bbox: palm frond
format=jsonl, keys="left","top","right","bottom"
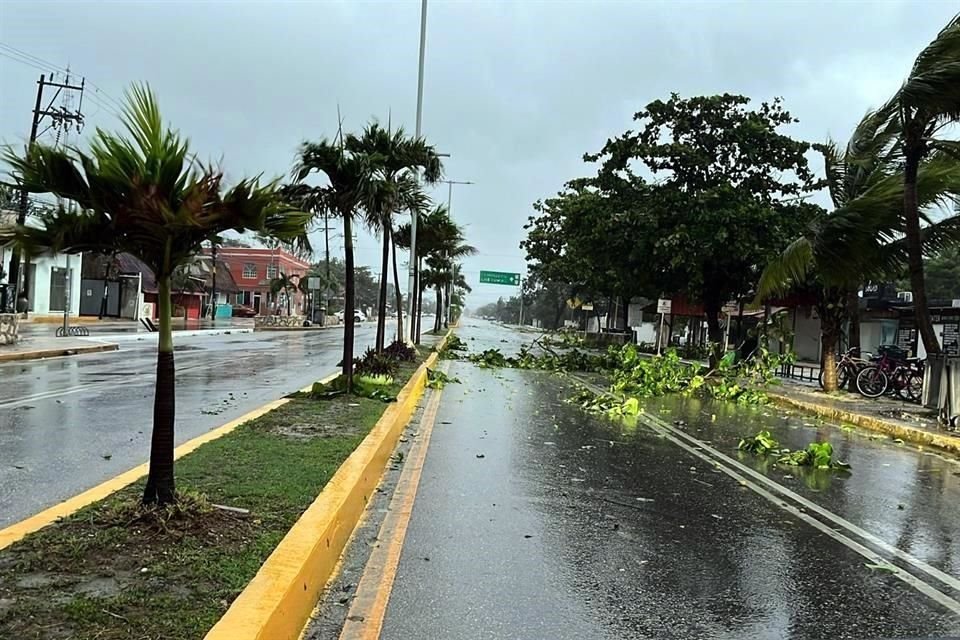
{"left": 757, "top": 236, "right": 814, "bottom": 300}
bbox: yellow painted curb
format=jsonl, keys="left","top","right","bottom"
{"left": 205, "top": 330, "right": 452, "bottom": 640}
{"left": 767, "top": 391, "right": 960, "bottom": 457}
{"left": 0, "top": 342, "right": 118, "bottom": 363}
{"left": 0, "top": 375, "right": 336, "bottom": 551}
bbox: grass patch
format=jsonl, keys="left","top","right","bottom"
{"left": 0, "top": 358, "right": 425, "bottom": 640}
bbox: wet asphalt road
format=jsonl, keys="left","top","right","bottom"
{"left": 0, "top": 324, "right": 377, "bottom": 526}
{"left": 376, "top": 320, "right": 960, "bottom": 640}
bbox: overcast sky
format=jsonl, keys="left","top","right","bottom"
{"left": 1, "top": 1, "right": 957, "bottom": 306}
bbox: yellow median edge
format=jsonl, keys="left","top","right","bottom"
{"left": 0, "top": 374, "right": 337, "bottom": 551}
{"left": 766, "top": 390, "right": 960, "bottom": 457}
{"left": 204, "top": 330, "right": 451, "bottom": 640}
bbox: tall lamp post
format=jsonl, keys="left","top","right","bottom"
{"left": 405, "top": 0, "right": 429, "bottom": 341}
{"left": 442, "top": 179, "right": 473, "bottom": 327}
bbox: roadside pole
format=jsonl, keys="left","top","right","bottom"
{"left": 656, "top": 298, "right": 671, "bottom": 356}
{"left": 518, "top": 277, "right": 524, "bottom": 326}
{"left": 62, "top": 253, "right": 71, "bottom": 335}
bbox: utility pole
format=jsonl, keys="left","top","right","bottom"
{"left": 519, "top": 277, "right": 524, "bottom": 326}
{"left": 6, "top": 73, "right": 84, "bottom": 314}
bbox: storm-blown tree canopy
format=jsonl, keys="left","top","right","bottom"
{"left": 1, "top": 85, "right": 309, "bottom": 505}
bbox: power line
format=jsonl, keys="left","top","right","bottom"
{"left": 0, "top": 41, "right": 125, "bottom": 114}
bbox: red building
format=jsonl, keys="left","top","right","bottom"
{"left": 210, "top": 247, "right": 310, "bottom": 315}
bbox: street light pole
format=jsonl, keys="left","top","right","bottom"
{"left": 442, "top": 179, "right": 473, "bottom": 327}
{"left": 405, "top": 0, "right": 429, "bottom": 342}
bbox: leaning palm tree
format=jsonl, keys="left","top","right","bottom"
{"left": 292, "top": 135, "right": 370, "bottom": 391}
{"left": 759, "top": 108, "right": 960, "bottom": 391}
{"left": 347, "top": 123, "right": 442, "bottom": 352}
{"left": 888, "top": 14, "right": 960, "bottom": 356}
{"left": 1, "top": 85, "right": 309, "bottom": 504}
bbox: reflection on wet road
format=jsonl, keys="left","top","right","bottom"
{"left": 0, "top": 325, "right": 376, "bottom": 526}
{"left": 379, "top": 320, "right": 960, "bottom": 639}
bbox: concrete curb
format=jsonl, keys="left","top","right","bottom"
{"left": 0, "top": 342, "right": 118, "bottom": 363}
{"left": 0, "top": 374, "right": 334, "bottom": 551}
{"left": 102, "top": 328, "right": 254, "bottom": 342}
{"left": 766, "top": 391, "right": 960, "bottom": 457}
{"left": 204, "top": 330, "right": 451, "bottom": 640}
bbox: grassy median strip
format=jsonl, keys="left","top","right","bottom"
{"left": 0, "top": 360, "right": 422, "bottom": 640}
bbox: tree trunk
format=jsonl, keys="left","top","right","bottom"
{"left": 904, "top": 140, "right": 941, "bottom": 356}
{"left": 820, "top": 311, "right": 840, "bottom": 393}
{"left": 375, "top": 230, "right": 390, "bottom": 351}
{"left": 343, "top": 213, "right": 356, "bottom": 391}
{"left": 434, "top": 286, "right": 442, "bottom": 333}
{"left": 391, "top": 231, "right": 403, "bottom": 343}
{"left": 620, "top": 296, "right": 630, "bottom": 331}
{"left": 143, "top": 274, "right": 176, "bottom": 505}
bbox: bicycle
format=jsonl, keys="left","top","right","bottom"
{"left": 856, "top": 348, "right": 924, "bottom": 401}
{"left": 818, "top": 347, "right": 870, "bottom": 390}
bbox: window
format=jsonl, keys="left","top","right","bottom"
{"left": 242, "top": 262, "right": 257, "bottom": 279}
{"left": 266, "top": 264, "right": 278, "bottom": 280}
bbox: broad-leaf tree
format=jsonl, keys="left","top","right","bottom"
{"left": 2, "top": 86, "right": 309, "bottom": 504}
{"left": 587, "top": 94, "right": 817, "bottom": 364}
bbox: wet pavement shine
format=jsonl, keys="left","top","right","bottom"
{"left": 0, "top": 324, "right": 378, "bottom": 526}
{"left": 334, "top": 320, "right": 960, "bottom": 640}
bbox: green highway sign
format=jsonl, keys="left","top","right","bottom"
{"left": 479, "top": 270, "right": 521, "bottom": 286}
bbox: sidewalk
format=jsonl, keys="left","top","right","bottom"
{"left": 768, "top": 381, "right": 960, "bottom": 456}
{"left": 0, "top": 334, "right": 117, "bottom": 362}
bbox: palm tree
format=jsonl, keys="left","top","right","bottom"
{"left": 759, "top": 108, "right": 960, "bottom": 391}
{"left": 293, "top": 135, "right": 370, "bottom": 391}
{"left": 2, "top": 85, "right": 308, "bottom": 504}
{"left": 346, "top": 124, "right": 441, "bottom": 352}
{"left": 889, "top": 15, "right": 960, "bottom": 356}
{"left": 270, "top": 272, "right": 300, "bottom": 315}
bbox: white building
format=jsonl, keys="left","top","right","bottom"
{"left": 1, "top": 211, "right": 82, "bottom": 318}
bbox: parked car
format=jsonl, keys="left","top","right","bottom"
{"left": 232, "top": 304, "right": 257, "bottom": 318}
{"left": 335, "top": 310, "right": 367, "bottom": 323}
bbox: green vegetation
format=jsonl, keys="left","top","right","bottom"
{"left": 517, "top": 17, "right": 960, "bottom": 361}
{"left": 426, "top": 368, "right": 461, "bottom": 389}
{"left": 0, "top": 383, "right": 404, "bottom": 639}
{"left": 738, "top": 429, "right": 850, "bottom": 471}
{"left": 1, "top": 86, "right": 309, "bottom": 504}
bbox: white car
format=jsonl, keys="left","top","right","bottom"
{"left": 335, "top": 310, "right": 367, "bottom": 323}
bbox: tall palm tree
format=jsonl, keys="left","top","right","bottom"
{"left": 759, "top": 109, "right": 960, "bottom": 391}
{"left": 2, "top": 86, "right": 308, "bottom": 504}
{"left": 346, "top": 123, "right": 442, "bottom": 351}
{"left": 889, "top": 14, "right": 960, "bottom": 356}
{"left": 270, "top": 272, "right": 300, "bottom": 315}
{"left": 293, "top": 135, "right": 370, "bottom": 390}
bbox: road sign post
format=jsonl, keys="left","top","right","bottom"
{"left": 656, "top": 298, "right": 671, "bottom": 355}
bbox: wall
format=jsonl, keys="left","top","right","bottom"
{"left": 24, "top": 253, "right": 82, "bottom": 317}
{"left": 791, "top": 309, "right": 821, "bottom": 363}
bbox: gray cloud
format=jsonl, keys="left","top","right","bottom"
{"left": 2, "top": 0, "right": 956, "bottom": 305}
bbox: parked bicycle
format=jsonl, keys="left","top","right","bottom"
{"left": 855, "top": 346, "right": 924, "bottom": 402}
{"left": 818, "top": 347, "right": 871, "bottom": 390}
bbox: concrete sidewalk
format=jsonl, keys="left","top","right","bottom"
{"left": 768, "top": 381, "right": 960, "bottom": 456}
{"left": 0, "top": 335, "right": 118, "bottom": 362}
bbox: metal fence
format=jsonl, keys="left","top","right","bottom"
{"left": 778, "top": 362, "right": 821, "bottom": 384}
